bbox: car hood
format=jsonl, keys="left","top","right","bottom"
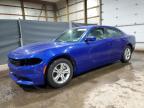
{"left": 11, "top": 42, "right": 73, "bottom": 55}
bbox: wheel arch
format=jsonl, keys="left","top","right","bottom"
{"left": 44, "top": 54, "right": 76, "bottom": 77}
{"left": 127, "top": 43, "right": 134, "bottom": 52}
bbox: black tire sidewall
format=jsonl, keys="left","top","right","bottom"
{"left": 46, "top": 58, "right": 73, "bottom": 88}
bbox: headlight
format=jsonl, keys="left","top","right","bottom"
{"left": 9, "top": 58, "right": 42, "bottom": 66}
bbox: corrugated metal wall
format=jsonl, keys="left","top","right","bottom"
{"left": 0, "top": 0, "right": 100, "bottom": 24}
{"left": 0, "top": 0, "right": 55, "bottom": 21}
{"left": 56, "top": 0, "right": 100, "bottom": 24}
{"left": 102, "top": 0, "right": 144, "bottom": 49}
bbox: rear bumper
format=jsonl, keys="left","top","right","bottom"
{"left": 8, "top": 63, "right": 45, "bottom": 86}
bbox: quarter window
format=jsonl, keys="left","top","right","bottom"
{"left": 105, "top": 28, "right": 123, "bottom": 37}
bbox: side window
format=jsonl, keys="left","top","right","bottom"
{"left": 105, "top": 28, "right": 123, "bottom": 38}
{"left": 88, "top": 28, "right": 105, "bottom": 40}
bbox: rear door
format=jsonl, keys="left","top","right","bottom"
{"left": 104, "top": 27, "right": 125, "bottom": 61}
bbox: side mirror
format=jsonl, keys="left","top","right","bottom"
{"left": 85, "top": 36, "right": 96, "bottom": 42}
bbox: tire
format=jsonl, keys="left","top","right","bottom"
{"left": 121, "top": 45, "right": 132, "bottom": 63}
{"left": 46, "top": 58, "right": 73, "bottom": 88}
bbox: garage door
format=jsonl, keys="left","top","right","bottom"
{"left": 102, "top": 0, "right": 144, "bottom": 49}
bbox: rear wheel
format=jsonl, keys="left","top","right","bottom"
{"left": 46, "top": 58, "right": 73, "bottom": 88}
{"left": 121, "top": 46, "right": 132, "bottom": 63}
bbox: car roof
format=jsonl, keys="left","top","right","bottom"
{"left": 76, "top": 25, "right": 115, "bottom": 29}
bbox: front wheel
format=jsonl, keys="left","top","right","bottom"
{"left": 121, "top": 46, "right": 132, "bottom": 63}
{"left": 46, "top": 58, "right": 73, "bottom": 88}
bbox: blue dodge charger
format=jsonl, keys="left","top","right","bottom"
{"left": 8, "top": 25, "right": 135, "bottom": 88}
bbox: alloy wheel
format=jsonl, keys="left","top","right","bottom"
{"left": 124, "top": 47, "right": 131, "bottom": 60}
{"left": 52, "top": 63, "right": 70, "bottom": 84}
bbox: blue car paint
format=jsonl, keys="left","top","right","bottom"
{"left": 8, "top": 25, "right": 135, "bottom": 86}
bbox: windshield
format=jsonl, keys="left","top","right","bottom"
{"left": 55, "top": 28, "right": 87, "bottom": 42}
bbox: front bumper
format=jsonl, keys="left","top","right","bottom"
{"left": 8, "top": 63, "right": 46, "bottom": 86}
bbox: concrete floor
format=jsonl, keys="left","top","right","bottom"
{"left": 0, "top": 52, "right": 144, "bottom": 108}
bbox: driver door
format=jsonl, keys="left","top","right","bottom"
{"left": 86, "top": 27, "right": 113, "bottom": 67}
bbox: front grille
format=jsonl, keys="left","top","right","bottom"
{"left": 9, "top": 58, "right": 42, "bottom": 66}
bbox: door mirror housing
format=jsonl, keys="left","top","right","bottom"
{"left": 85, "top": 36, "right": 96, "bottom": 42}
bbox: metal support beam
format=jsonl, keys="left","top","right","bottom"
{"left": 44, "top": 4, "right": 48, "bottom": 21}
{"left": 66, "top": 0, "right": 69, "bottom": 22}
{"left": 20, "top": 0, "right": 25, "bottom": 20}
{"left": 17, "top": 19, "right": 23, "bottom": 47}
{"left": 38, "top": 4, "right": 45, "bottom": 21}
{"left": 99, "top": 0, "right": 102, "bottom": 25}
{"left": 22, "top": 0, "right": 55, "bottom": 5}
{"left": 84, "top": 0, "right": 87, "bottom": 24}
{"left": 0, "top": 3, "right": 53, "bottom": 11}
{"left": 53, "top": 4, "right": 57, "bottom": 22}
